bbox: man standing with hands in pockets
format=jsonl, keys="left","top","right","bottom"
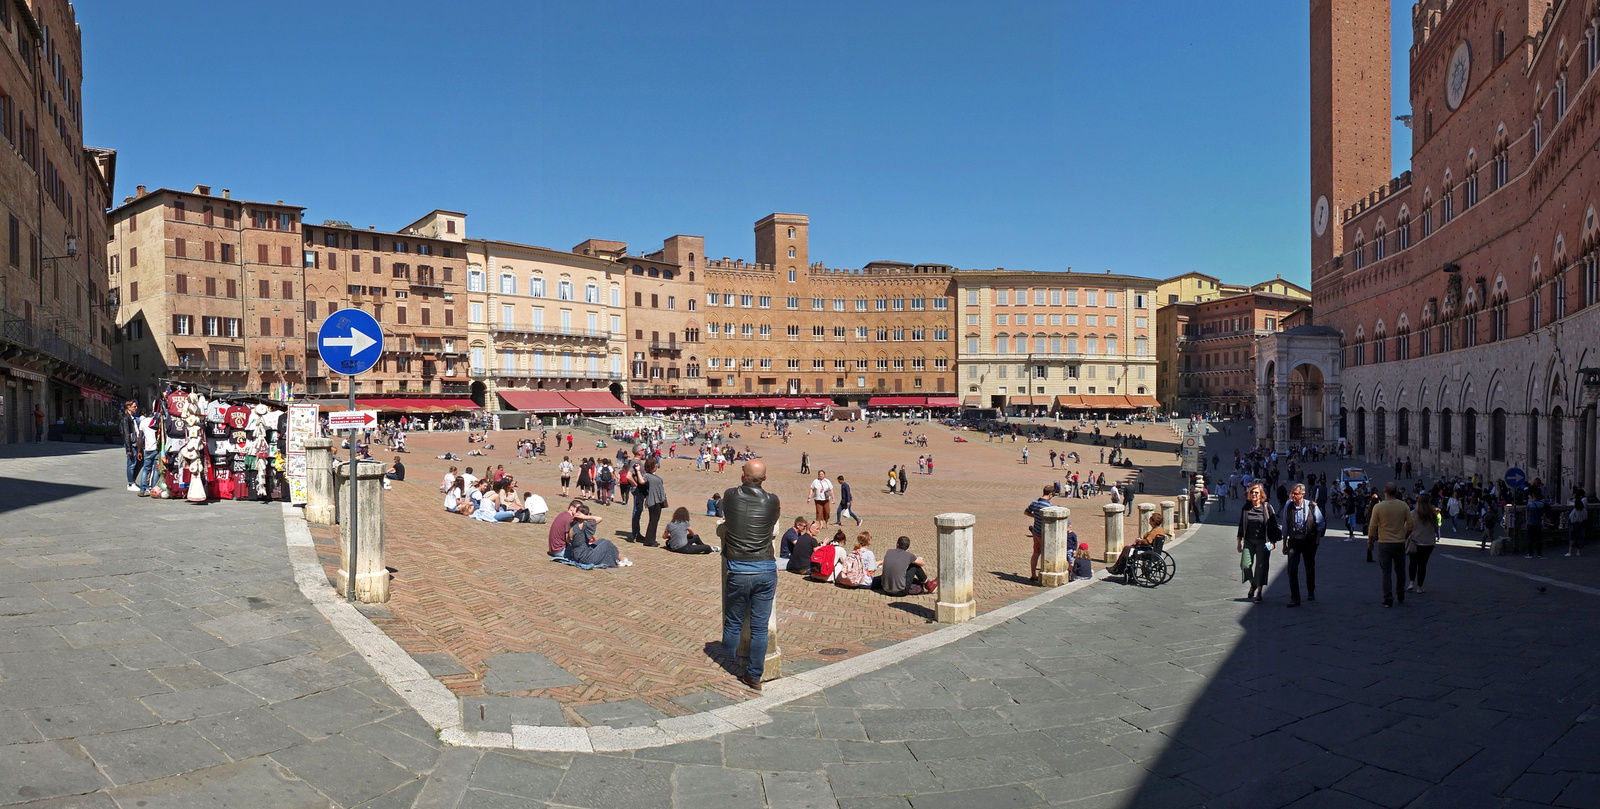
{"left": 809, "top": 470, "right": 833, "bottom": 523}
{"left": 720, "top": 460, "right": 780, "bottom": 691}
{"left": 1280, "top": 483, "right": 1325, "bottom": 607}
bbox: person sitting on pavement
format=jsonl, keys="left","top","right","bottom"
{"left": 516, "top": 490, "right": 549, "bottom": 524}
{"left": 839, "top": 532, "right": 882, "bottom": 589}
{"left": 665, "top": 506, "right": 715, "bottom": 554}
{"left": 563, "top": 504, "right": 630, "bottom": 567}
{"left": 473, "top": 480, "right": 517, "bottom": 523}
{"left": 443, "top": 477, "right": 469, "bottom": 514}
{"left": 779, "top": 516, "right": 810, "bottom": 560}
{"left": 548, "top": 499, "right": 583, "bottom": 557}
{"left": 707, "top": 492, "right": 722, "bottom": 517}
{"left": 1070, "top": 542, "right": 1094, "bottom": 581}
{"left": 878, "top": 535, "right": 936, "bottom": 596}
{"left": 786, "top": 522, "right": 822, "bottom": 574}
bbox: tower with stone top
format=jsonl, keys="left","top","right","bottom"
{"left": 1310, "top": 0, "right": 1392, "bottom": 275}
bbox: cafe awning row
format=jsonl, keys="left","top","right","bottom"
{"left": 498, "top": 389, "right": 630, "bottom": 414}
{"left": 865, "top": 395, "right": 966, "bottom": 408}
{"left": 1009, "top": 395, "right": 1052, "bottom": 407}
{"left": 631, "top": 398, "right": 705, "bottom": 410}
{"left": 695, "top": 396, "right": 830, "bottom": 409}
{"left": 1053, "top": 394, "right": 1159, "bottom": 410}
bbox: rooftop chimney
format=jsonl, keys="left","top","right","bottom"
{"left": 135, "top": 185, "right": 146, "bottom": 197}
{"left": 193, "top": 184, "right": 211, "bottom": 195}
{"left": 222, "top": 189, "right": 231, "bottom": 199}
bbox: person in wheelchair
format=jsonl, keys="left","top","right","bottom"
{"left": 1108, "top": 512, "right": 1168, "bottom": 583}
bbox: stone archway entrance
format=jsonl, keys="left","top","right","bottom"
{"left": 1256, "top": 325, "right": 1343, "bottom": 452}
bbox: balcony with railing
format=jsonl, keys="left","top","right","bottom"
{"left": 1, "top": 310, "right": 122, "bottom": 387}
{"left": 648, "top": 340, "right": 682, "bottom": 358}
{"left": 487, "top": 322, "right": 611, "bottom": 340}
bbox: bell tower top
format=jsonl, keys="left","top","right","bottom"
{"left": 1310, "top": 0, "right": 1392, "bottom": 274}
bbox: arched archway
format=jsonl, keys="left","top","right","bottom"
{"left": 1286, "top": 362, "right": 1326, "bottom": 441}
{"left": 1550, "top": 407, "right": 1565, "bottom": 495}
{"left": 470, "top": 381, "right": 486, "bottom": 408}
{"left": 1356, "top": 407, "right": 1367, "bottom": 456}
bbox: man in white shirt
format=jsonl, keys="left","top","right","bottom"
{"left": 461, "top": 467, "right": 478, "bottom": 491}
{"left": 518, "top": 492, "right": 549, "bottom": 524}
{"left": 809, "top": 470, "right": 833, "bottom": 523}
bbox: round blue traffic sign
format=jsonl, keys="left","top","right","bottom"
{"left": 317, "top": 308, "right": 383, "bottom": 376}
{"left": 1504, "top": 467, "right": 1526, "bottom": 488}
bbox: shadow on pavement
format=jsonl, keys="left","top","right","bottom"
{"left": 1113, "top": 495, "right": 1600, "bottom": 808}
{"left": 0, "top": 476, "right": 102, "bottom": 514}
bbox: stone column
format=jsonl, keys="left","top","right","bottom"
{"left": 934, "top": 512, "right": 977, "bottom": 623}
{"left": 1102, "top": 503, "right": 1126, "bottom": 564}
{"left": 1161, "top": 500, "right": 1177, "bottom": 534}
{"left": 1136, "top": 502, "right": 1156, "bottom": 539}
{"left": 1176, "top": 494, "right": 1190, "bottom": 529}
{"left": 335, "top": 460, "right": 389, "bottom": 603}
{"left": 718, "top": 521, "right": 782, "bottom": 681}
{"left": 1037, "top": 506, "right": 1073, "bottom": 587}
{"left": 303, "top": 438, "right": 335, "bottom": 525}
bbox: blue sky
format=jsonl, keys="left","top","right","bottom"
{"left": 80, "top": 1, "right": 1416, "bottom": 289}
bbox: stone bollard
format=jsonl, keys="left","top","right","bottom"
{"left": 1176, "top": 494, "right": 1190, "bottom": 529}
{"left": 335, "top": 460, "right": 389, "bottom": 603}
{"left": 1161, "top": 500, "right": 1177, "bottom": 535}
{"left": 304, "top": 438, "right": 336, "bottom": 525}
{"left": 934, "top": 513, "right": 977, "bottom": 623}
{"left": 1103, "top": 503, "right": 1126, "bottom": 564}
{"left": 1137, "top": 502, "right": 1156, "bottom": 537}
{"left": 717, "top": 522, "right": 782, "bottom": 681}
{"left": 1038, "top": 506, "right": 1073, "bottom": 587}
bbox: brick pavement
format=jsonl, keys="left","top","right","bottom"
{"left": 327, "top": 418, "right": 1193, "bottom": 722}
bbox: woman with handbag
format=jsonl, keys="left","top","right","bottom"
{"left": 1406, "top": 493, "right": 1439, "bottom": 593}
{"left": 1236, "top": 483, "right": 1279, "bottom": 603}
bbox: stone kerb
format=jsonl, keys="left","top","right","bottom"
{"left": 304, "top": 438, "right": 335, "bottom": 525}
{"left": 1037, "top": 506, "right": 1072, "bottom": 587}
{"left": 934, "top": 512, "right": 977, "bottom": 623}
{"left": 1102, "top": 503, "right": 1126, "bottom": 563}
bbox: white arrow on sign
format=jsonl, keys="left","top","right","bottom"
{"left": 323, "top": 327, "right": 377, "bottom": 355}
{"left": 327, "top": 410, "right": 377, "bottom": 430}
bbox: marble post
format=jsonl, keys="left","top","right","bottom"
{"left": 335, "top": 460, "right": 389, "bottom": 603}
{"left": 1102, "top": 503, "right": 1126, "bottom": 564}
{"left": 935, "top": 512, "right": 977, "bottom": 623}
{"left": 1161, "top": 500, "right": 1177, "bottom": 535}
{"left": 1176, "top": 494, "right": 1190, "bottom": 529}
{"left": 303, "top": 438, "right": 335, "bottom": 525}
{"left": 1038, "top": 506, "right": 1073, "bottom": 587}
{"left": 1136, "top": 502, "right": 1156, "bottom": 538}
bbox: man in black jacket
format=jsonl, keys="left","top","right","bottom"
{"left": 719, "top": 459, "right": 780, "bottom": 691}
{"left": 121, "top": 400, "right": 142, "bottom": 491}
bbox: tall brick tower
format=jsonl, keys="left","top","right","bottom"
{"left": 1310, "top": 0, "right": 1392, "bottom": 274}
{"left": 754, "top": 213, "right": 809, "bottom": 282}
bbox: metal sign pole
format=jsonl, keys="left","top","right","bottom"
{"left": 348, "top": 379, "right": 358, "bottom": 602}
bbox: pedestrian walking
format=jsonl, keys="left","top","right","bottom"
{"left": 1526, "top": 489, "right": 1548, "bottom": 558}
{"left": 887, "top": 465, "right": 899, "bottom": 494}
{"left": 897, "top": 465, "right": 908, "bottom": 495}
{"left": 1236, "top": 483, "right": 1279, "bottom": 603}
{"left": 558, "top": 456, "right": 573, "bottom": 497}
{"left": 1280, "top": 483, "right": 1324, "bottom": 606}
{"left": 835, "top": 474, "right": 861, "bottom": 526}
{"left": 1568, "top": 488, "right": 1587, "bottom": 557}
{"left": 799, "top": 452, "right": 809, "bottom": 474}
{"left": 121, "top": 400, "right": 143, "bottom": 491}
{"left": 1021, "top": 446, "right": 1029, "bottom": 464}
{"left": 1049, "top": 449, "right": 1057, "bottom": 468}
{"left": 1406, "top": 493, "right": 1439, "bottom": 594}
{"left": 926, "top": 455, "right": 933, "bottom": 475}
{"left": 1367, "top": 481, "right": 1413, "bottom": 607}
{"left": 809, "top": 470, "right": 833, "bottom": 523}
{"left": 719, "top": 460, "right": 780, "bottom": 691}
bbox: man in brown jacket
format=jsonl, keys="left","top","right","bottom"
{"left": 1366, "top": 481, "right": 1414, "bottom": 607}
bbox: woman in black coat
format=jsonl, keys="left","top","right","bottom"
{"left": 1236, "top": 482, "right": 1281, "bottom": 603}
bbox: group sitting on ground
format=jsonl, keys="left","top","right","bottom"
{"left": 438, "top": 465, "right": 550, "bottom": 524}
{"left": 780, "top": 523, "right": 937, "bottom": 597}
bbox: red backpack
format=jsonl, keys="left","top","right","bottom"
{"left": 810, "top": 544, "right": 841, "bottom": 581}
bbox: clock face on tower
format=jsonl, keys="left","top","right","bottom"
{"left": 1447, "top": 41, "right": 1471, "bottom": 110}
{"left": 1313, "top": 195, "right": 1330, "bottom": 238}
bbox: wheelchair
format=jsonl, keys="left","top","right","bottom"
{"left": 1111, "top": 536, "right": 1177, "bottom": 587}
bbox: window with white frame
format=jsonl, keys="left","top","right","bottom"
{"left": 467, "top": 270, "right": 484, "bottom": 292}
{"left": 499, "top": 274, "right": 515, "bottom": 295}
{"left": 557, "top": 280, "right": 573, "bottom": 300}
{"left": 530, "top": 276, "right": 546, "bottom": 297}
{"left": 585, "top": 283, "right": 599, "bottom": 303}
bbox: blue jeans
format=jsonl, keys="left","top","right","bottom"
{"left": 137, "top": 450, "right": 159, "bottom": 492}
{"left": 722, "top": 569, "right": 777, "bottom": 681}
{"left": 126, "top": 450, "right": 140, "bottom": 484}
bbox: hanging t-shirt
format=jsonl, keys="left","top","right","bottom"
{"left": 225, "top": 406, "right": 251, "bottom": 431}
{"left": 165, "top": 391, "right": 189, "bottom": 417}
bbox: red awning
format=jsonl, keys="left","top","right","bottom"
{"left": 1010, "top": 395, "right": 1049, "bottom": 407}
{"left": 356, "top": 397, "right": 479, "bottom": 413}
{"left": 806, "top": 397, "right": 835, "bottom": 408}
{"left": 962, "top": 395, "right": 982, "bottom": 407}
{"left": 1078, "top": 395, "right": 1136, "bottom": 410}
{"left": 867, "top": 395, "right": 925, "bottom": 407}
{"left": 632, "top": 397, "right": 705, "bottom": 410}
{"left": 558, "top": 390, "right": 630, "bottom": 413}
{"left": 926, "top": 396, "right": 961, "bottom": 408}
{"left": 1125, "top": 394, "right": 1160, "bottom": 408}
{"left": 1055, "top": 395, "right": 1087, "bottom": 409}
{"left": 631, "top": 398, "right": 670, "bottom": 410}
{"left": 497, "top": 390, "right": 578, "bottom": 413}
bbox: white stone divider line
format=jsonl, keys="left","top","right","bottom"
{"left": 279, "top": 502, "right": 1204, "bottom": 752}
{"left": 1442, "top": 552, "right": 1600, "bottom": 596}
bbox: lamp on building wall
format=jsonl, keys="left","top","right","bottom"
{"left": 1581, "top": 368, "right": 1600, "bottom": 389}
